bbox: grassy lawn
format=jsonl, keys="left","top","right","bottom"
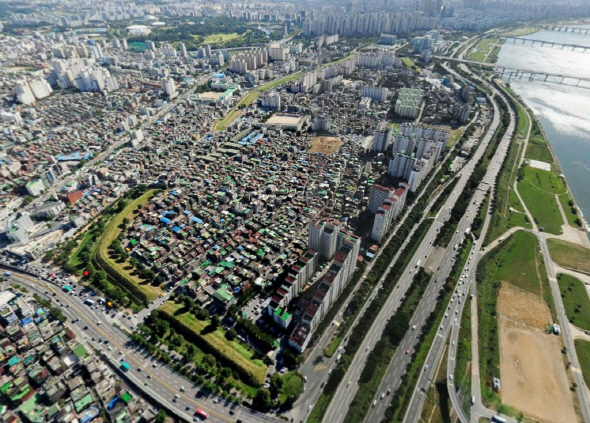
{"left": 485, "top": 44, "right": 503, "bottom": 63}
{"left": 201, "top": 32, "right": 242, "bottom": 44}
{"left": 558, "top": 273, "right": 590, "bottom": 331}
{"left": 159, "top": 301, "right": 268, "bottom": 386}
{"left": 237, "top": 90, "right": 261, "bottom": 107}
{"left": 477, "top": 231, "right": 549, "bottom": 406}
{"left": 575, "top": 339, "right": 590, "bottom": 389}
{"left": 558, "top": 193, "right": 583, "bottom": 227}
{"left": 490, "top": 231, "right": 546, "bottom": 296}
{"left": 401, "top": 56, "right": 415, "bottom": 68}
{"left": 484, "top": 83, "right": 533, "bottom": 244}
{"left": 259, "top": 73, "right": 302, "bottom": 92}
{"left": 325, "top": 53, "right": 358, "bottom": 66}
{"left": 213, "top": 109, "right": 242, "bottom": 132}
{"left": 501, "top": 26, "right": 540, "bottom": 37}
{"left": 69, "top": 231, "right": 95, "bottom": 268}
{"left": 455, "top": 287, "right": 472, "bottom": 391}
{"left": 447, "top": 126, "right": 466, "bottom": 148}
{"left": 468, "top": 38, "right": 497, "bottom": 62}
{"left": 517, "top": 166, "right": 564, "bottom": 235}
{"left": 94, "top": 190, "right": 161, "bottom": 303}
{"left": 324, "top": 334, "right": 344, "bottom": 357}
{"left": 525, "top": 122, "right": 554, "bottom": 163}
{"left": 547, "top": 239, "right": 590, "bottom": 274}
{"left": 279, "top": 371, "right": 304, "bottom": 404}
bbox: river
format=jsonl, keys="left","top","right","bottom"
{"left": 496, "top": 25, "right": 590, "bottom": 229}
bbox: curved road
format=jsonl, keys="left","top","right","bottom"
{"left": 1, "top": 267, "right": 280, "bottom": 423}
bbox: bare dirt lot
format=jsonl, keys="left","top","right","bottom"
{"left": 498, "top": 283, "right": 576, "bottom": 423}
{"left": 309, "top": 136, "right": 343, "bottom": 155}
{"left": 497, "top": 282, "right": 551, "bottom": 328}
{"left": 265, "top": 113, "right": 302, "bottom": 125}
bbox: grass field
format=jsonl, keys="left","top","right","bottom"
{"left": 485, "top": 83, "right": 533, "bottom": 244}
{"left": 468, "top": 38, "right": 497, "bottom": 62}
{"left": 201, "top": 33, "right": 241, "bottom": 44}
{"left": 69, "top": 231, "right": 95, "bottom": 268}
{"left": 575, "top": 339, "right": 590, "bottom": 389}
{"left": 160, "top": 301, "right": 268, "bottom": 386}
{"left": 501, "top": 27, "right": 540, "bottom": 37}
{"left": 280, "top": 371, "right": 304, "bottom": 404}
{"left": 259, "top": 73, "right": 302, "bottom": 92}
{"left": 237, "top": 90, "right": 261, "bottom": 107}
{"left": 213, "top": 109, "right": 242, "bottom": 132}
{"left": 401, "top": 57, "right": 415, "bottom": 68}
{"left": 523, "top": 119, "right": 582, "bottom": 228}
{"left": 95, "top": 190, "right": 161, "bottom": 303}
{"left": 525, "top": 121, "right": 554, "bottom": 163}
{"left": 455, "top": 298, "right": 473, "bottom": 415}
{"left": 557, "top": 193, "right": 583, "bottom": 227}
{"left": 547, "top": 239, "right": 590, "bottom": 274}
{"left": 447, "top": 126, "right": 466, "bottom": 148}
{"left": 558, "top": 273, "right": 590, "bottom": 331}
{"left": 517, "top": 166, "right": 564, "bottom": 235}
{"left": 477, "top": 231, "right": 549, "bottom": 408}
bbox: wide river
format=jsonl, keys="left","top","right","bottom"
{"left": 496, "top": 25, "right": 590, "bottom": 229}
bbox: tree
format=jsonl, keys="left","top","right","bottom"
{"left": 253, "top": 388, "right": 273, "bottom": 411}
{"left": 225, "top": 328, "right": 238, "bottom": 341}
{"left": 211, "top": 315, "right": 221, "bottom": 328}
{"left": 155, "top": 410, "right": 167, "bottom": 423}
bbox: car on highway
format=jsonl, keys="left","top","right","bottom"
{"left": 347, "top": 381, "right": 351, "bottom": 387}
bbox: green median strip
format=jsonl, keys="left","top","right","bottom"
{"left": 344, "top": 269, "right": 433, "bottom": 423}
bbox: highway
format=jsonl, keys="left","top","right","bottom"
{"left": 1, "top": 267, "right": 281, "bottom": 423}
{"left": 367, "top": 89, "right": 512, "bottom": 423}
{"left": 287, "top": 113, "right": 473, "bottom": 423}
{"left": 320, "top": 82, "right": 503, "bottom": 423}
{"left": 406, "top": 60, "right": 590, "bottom": 423}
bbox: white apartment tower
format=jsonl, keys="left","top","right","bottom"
{"left": 372, "top": 124, "right": 393, "bottom": 152}
{"left": 368, "top": 184, "right": 393, "bottom": 214}
{"left": 308, "top": 220, "right": 340, "bottom": 260}
{"left": 162, "top": 77, "right": 177, "bottom": 97}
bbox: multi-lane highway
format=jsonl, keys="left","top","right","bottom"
{"left": 319, "top": 78, "right": 504, "bottom": 423}
{"left": 288, "top": 114, "right": 477, "bottom": 423}
{"left": 1, "top": 268, "right": 280, "bottom": 423}
{"left": 367, "top": 93, "right": 511, "bottom": 423}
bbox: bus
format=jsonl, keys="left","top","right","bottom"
{"left": 63, "top": 285, "right": 72, "bottom": 293}
{"left": 491, "top": 416, "right": 507, "bottom": 423}
{"left": 120, "top": 362, "right": 130, "bottom": 372}
{"left": 84, "top": 298, "right": 95, "bottom": 306}
{"left": 194, "top": 408, "right": 209, "bottom": 420}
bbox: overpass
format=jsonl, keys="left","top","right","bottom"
{"left": 543, "top": 25, "right": 590, "bottom": 35}
{"left": 500, "top": 36, "right": 590, "bottom": 52}
{"left": 434, "top": 56, "right": 590, "bottom": 89}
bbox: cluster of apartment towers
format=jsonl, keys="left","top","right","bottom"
{"left": 270, "top": 123, "right": 448, "bottom": 352}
